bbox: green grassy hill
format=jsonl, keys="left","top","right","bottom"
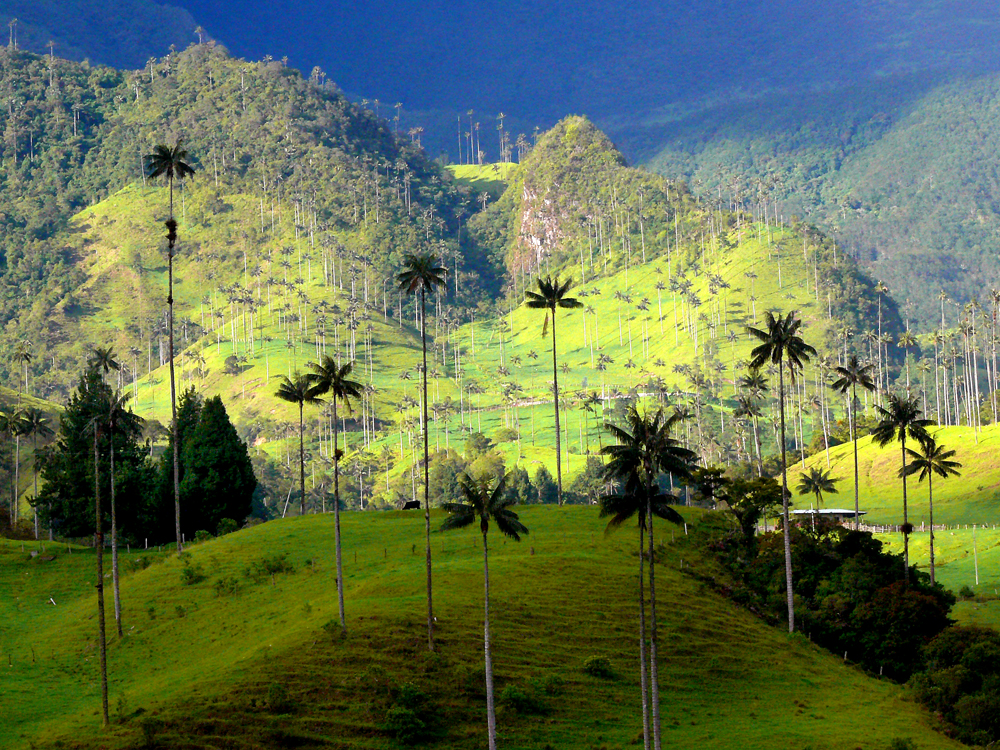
{"left": 1, "top": 506, "right": 963, "bottom": 749}
{"left": 789, "top": 424, "right": 1000, "bottom": 527}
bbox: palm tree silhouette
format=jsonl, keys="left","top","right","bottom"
{"left": 274, "top": 373, "right": 324, "bottom": 517}
{"left": 440, "top": 472, "right": 528, "bottom": 750}
{"left": 602, "top": 405, "right": 696, "bottom": 750}
{"left": 145, "top": 141, "right": 195, "bottom": 553}
{"left": 796, "top": 467, "right": 839, "bottom": 525}
{"left": 747, "top": 310, "right": 816, "bottom": 633}
{"left": 525, "top": 276, "right": 583, "bottom": 505}
{"left": 872, "top": 393, "right": 932, "bottom": 583}
{"left": 902, "top": 434, "right": 961, "bottom": 586}
{"left": 307, "top": 356, "right": 362, "bottom": 634}
{"left": 601, "top": 483, "right": 684, "bottom": 750}
{"left": 831, "top": 356, "right": 876, "bottom": 528}
{"left": 397, "top": 251, "right": 447, "bottom": 651}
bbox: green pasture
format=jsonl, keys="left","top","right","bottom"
{"left": 1, "top": 506, "right": 962, "bottom": 749}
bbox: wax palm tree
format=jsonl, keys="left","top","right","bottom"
{"left": 872, "top": 393, "right": 931, "bottom": 583}
{"left": 601, "top": 485, "right": 683, "bottom": 750}
{"left": 902, "top": 435, "right": 961, "bottom": 586}
{"left": 440, "top": 471, "right": 528, "bottom": 750}
{"left": 0, "top": 409, "right": 27, "bottom": 526}
{"left": 796, "top": 466, "right": 839, "bottom": 516}
{"left": 274, "top": 373, "right": 325, "bottom": 516}
{"left": 747, "top": 310, "right": 816, "bottom": 633}
{"left": 831, "top": 356, "right": 876, "bottom": 528}
{"left": 145, "top": 141, "right": 195, "bottom": 554}
{"left": 101, "top": 389, "right": 142, "bottom": 638}
{"left": 22, "top": 407, "right": 52, "bottom": 539}
{"left": 525, "top": 275, "right": 583, "bottom": 505}
{"left": 307, "top": 356, "right": 362, "bottom": 635}
{"left": 602, "top": 405, "right": 696, "bottom": 750}
{"left": 86, "top": 411, "right": 110, "bottom": 726}
{"left": 397, "top": 251, "right": 447, "bottom": 652}
{"left": 88, "top": 346, "right": 120, "bottom": 382}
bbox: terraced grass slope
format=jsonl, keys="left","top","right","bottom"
{"left": 1, "top": 506, "right": 961, "bottom": 749}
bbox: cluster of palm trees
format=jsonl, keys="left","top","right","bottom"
{"left": 747, "top": 310, "right": 965, "bottom": 635}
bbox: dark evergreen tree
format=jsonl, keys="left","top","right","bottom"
{"left": 38, "top": 369, "right": 153, "bottom": 540}
{"left": 179, "top": 396, "right": 256, "bottom": 537}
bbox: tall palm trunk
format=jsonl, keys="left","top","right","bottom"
{"left": 646, "top": 496, "right": 663, "bottom": 750}
{"left": 901, "top": 438, "right": 909, "bottom": 584}
{"left": 928, "top": 473, "right": 936, "bottom": 586}
{"left": 638, "top": 521, "right": 651, "bottom": 750}
{"left": 333, "top": 398, "right": 346, "bottom": 634}
{"left": 852, "top": 384, "right": 860, "bottom": 529}
{"left": 483, "top": 530, "right": 497, "bottom": 750}
{"left": 421, "top": 288, "right": 435, "bottom": 650}
{"left": 551, "top": 309, "right": 563, "bottom": 505}
{"left": 93, "top": 428, "right": 109, "bottom": 727}
{"left": 779, "top": 365, "right": 795, "bottom": 632}
{"left": 298, "top": 401, "right": 306, "bottom": 515}
{"left": 110, "top": 436, "right": 122, "bottom": 638}
{"left": 167, "top": 177, "right": 182, "bottom": 554}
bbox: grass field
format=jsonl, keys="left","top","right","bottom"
{"left": 1, "top": 506, "right": 963, "bottom": 750}
{"left": 446, "top": 163, "right": 519, "bottom": 199}
{"left": 790, "top": 424, "right": 1000, "bottom": 526}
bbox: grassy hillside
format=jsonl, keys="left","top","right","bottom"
{"left": 3, "top": 114, "right": 906, "bottom": 518}
{"left": 789, "top": 424, "right": 1000, "bottom": 526}
{"left": 1, "top": 505, "right": 963, "bottom": 749}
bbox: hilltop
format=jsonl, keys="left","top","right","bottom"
{"left": 0, "top": 506, "right": 964, "bottom": 749}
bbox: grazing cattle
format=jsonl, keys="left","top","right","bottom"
{"left": 401, "top": 500, "right": 422, "bottom": 510}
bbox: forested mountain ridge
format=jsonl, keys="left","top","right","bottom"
{"left": 0, "top": 43, "right": 485, "bottom": 398}
{"left": 635, "top": 70, "right": 1000, "bottom": 330}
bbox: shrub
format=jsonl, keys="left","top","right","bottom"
{"left": 456, "top": 664, "right": 486, "bottom": 698}
{"left": 383, "top": 705, "right": 427, "bottom": 745}
{"left": 128, "top": 556, "right": 153, "bottom": 573}
{"left": 266, "top": 682, "right": 293, "bottom": 713}
{"left": 214, "top": 575, "right": 240, "bottom": 597}
{"left": 179, "top": 560, "right": 205, "bottom": 586}
{"left": 583, "top": 656, "right": 614, "bottom": 679}
{"left": 138, "top": 717, "right": 161, "bottom": 748}
{"left": 216, "top": 518, "right": 238, "bottom": 536}
{"left": 498, "top": 684, "right": 548, "bottom": 714}
{"left": 531, "top": 673, "right": 565, "bottom": 696}
{"left": 887, "top": 739, "right": 917, "bottom": 750}
{"left": 244, "top": 552, "right": 295, "bottom": 581}
{"left": 193, "top": 529, "right": 213, "bottom": 544}
{"left": 959, "top": 585, "right": 976, "bottom": 600}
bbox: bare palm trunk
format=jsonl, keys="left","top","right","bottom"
{"left": 298, "top": 402, "right": 306, "bottom": 515}
{"left": 333, "top": 398, "right": 346, "bottom": 634}
{"left": 421, "top": 288, "right": 435, "bottom": 651}
{"left": 639, "top": 521, "right": 651, "bottom": 750}
{"left": 928, "top": 473, "right": 936, "bottom": 586}
{"left": 779, "top": 365, "right": 795, "bottom": 632}
{"left": 646, "top": 496, "right": 662, "bottom": 750}
{"left": 167, "top": 178, "right": 182, "bottom": 554}
{"left": 94, "top": 429, "right": 109, "bottom": 727}
{"left": 852, "top": 385, "right": 860, "bottom": 529}
{"left": 551, "top": 310, "right": 563, "bottom": 505}
{"left": 110, "top": 437, "right": 122, "bottom": 638}
{"left": 483, "top": 531, "right": 497, "bottom": 750}
{"left": 901, "top": 439, "right": 909, "bottom": 584}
